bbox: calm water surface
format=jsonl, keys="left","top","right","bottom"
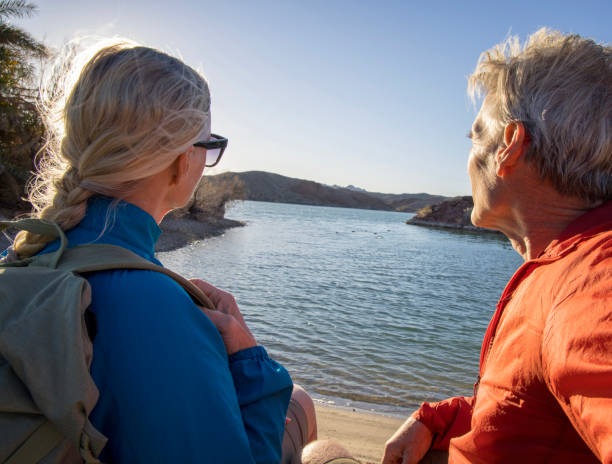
{"left": 159, "top": 201, "right": 522, "bottom": 415}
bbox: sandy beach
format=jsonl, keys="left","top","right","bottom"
{"left": 314, "top": 403, "right": 405, "bottom": 464}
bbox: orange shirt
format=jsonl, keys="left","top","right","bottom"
{"left": 414, "top": 201, "right": 612, "bottom": 463}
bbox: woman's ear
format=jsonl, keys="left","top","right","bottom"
{"left": 170, "top": 150, "right": 191, "bottom": 186}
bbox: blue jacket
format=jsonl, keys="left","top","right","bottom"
{"left": 24, "top": 196, "right": 293, "bottom": 463}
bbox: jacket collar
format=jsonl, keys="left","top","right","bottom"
{"left": 76, "top": 196, "right": 161, "bottom": 260}
{"left": 479, "top": 200, "right": 612, "bottom": 374}
{"left": 39, "top": 196, "right": 162, "bottom": 262}
{"left": 540, "top": 200, "right": 612, "bottom": 259}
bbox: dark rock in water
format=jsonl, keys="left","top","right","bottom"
{"left": 408, "top": 196, "right": 475, "bottom": 229}
{"left": 406, "top": 196, "right": 504, "bottom": 235}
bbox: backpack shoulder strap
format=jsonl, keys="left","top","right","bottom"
{"left": 47, "top": 243, "right": 216, "bottom": 310}
{"left": 3, "top": 420, "right": 64, "bottom": 464}
{"left": 0, "top": 218, "right": 67, "bottom": 268}
{"left": 0, "top": 221, "right": 214, "bottom": 462}
{"left": 0, "top": 218, "right": 215, "bottom": 310}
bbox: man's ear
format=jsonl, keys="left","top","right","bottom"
{"left": 169, "top": 151, "right": 190, "bottom": 186}
{"left": 496, "top": 122, "right": 529, "bottom": 177}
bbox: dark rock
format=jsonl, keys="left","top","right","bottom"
{"left": 156, "top": 215, "right": 244, "bottom": 253}
{"left": 406, "top": 196, "right": 504, "bottom": 235}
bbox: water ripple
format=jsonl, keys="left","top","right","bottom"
{"left": 159, "top": 201, "right": 522, "bottom": 413}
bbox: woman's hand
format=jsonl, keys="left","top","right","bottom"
{"left": 381, "top": 417, "right": 433, "bottom": 464}
{"left": 190, "top": 279, "right": 257, "bottom": 356}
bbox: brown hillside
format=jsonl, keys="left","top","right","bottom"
{"left": 198, "top": 171, "right": 448, "bottom": 212}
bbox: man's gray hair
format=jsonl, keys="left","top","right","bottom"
{"left": 468, "top": 28, "right": 611, "bottom": 203}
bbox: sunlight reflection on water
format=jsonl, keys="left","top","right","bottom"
{"left": 158, "top": 201, "right": 522, "bottom": 414}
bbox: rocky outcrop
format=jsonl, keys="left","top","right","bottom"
{"left": 156, "top": 215, "right": 243, "bottom": 252}
{"left": 0, "top": 175, "right": 246, "bottom": 254}
{"left": 406, "top": 196, "right": 503, "bottom": 235}
{"left": 157, "top": 174, "right": 246, "bottom": 251}
{"left": 185, "top": 174, "right": 246, "bottom": 219}
{"left": 408, "top": 196, "right": 475, "bottom": 229}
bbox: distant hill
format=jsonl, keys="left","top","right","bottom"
{"left": 367, "top": 191, "right": 449, "bottom": 212}
{"left": 332, "top": 184, "right": 368, "bottom": 193}
{"left": 198, "top": 171, "right": 449, "bottom": 212}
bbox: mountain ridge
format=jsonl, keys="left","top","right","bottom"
{"left": 198, "top": 170, "right": 450, "bottom": 212}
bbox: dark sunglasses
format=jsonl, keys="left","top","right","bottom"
{"left": 193, "top": 133, "right": 228, "bottom": 167}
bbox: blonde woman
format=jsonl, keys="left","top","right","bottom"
{"left": 4, "top": 42, "right": 296, "bottom": 463}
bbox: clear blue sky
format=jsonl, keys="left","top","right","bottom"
{"left": 17, "top": 0, "right": 611, "bottom": 196}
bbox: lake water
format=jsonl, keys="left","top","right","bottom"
{"left": 159, "top": 200, "right": 523, "bottom": 415}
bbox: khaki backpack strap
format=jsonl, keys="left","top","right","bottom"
{"left": 0, "top": 218, "right": 214, "bottom": 308}
{"left": 33, "top": 243, "right": 216, "bottom": 310}
{"left": 4, "top": 420, "right": 64, "bottom": 464}
{"left": 0, "top": 219, "right": 215, "bottom": 309}
{"left": 0, "top": 216, "right": 215, "bottom": 308}
{"left": 0, "top": 219, "right": 67, "bottom": 268}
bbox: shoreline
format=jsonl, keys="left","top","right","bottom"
{"left": 153, "top": 206, "right": 421, "bottom": 464}
{"left": 310, "top": 391, "right": 412, "bottom": 419}
{"left": 314, "top": 402, "right": 405, "bottom": 464}
{"left": 4, "top": 205, "right": 415, "bottom": 464}
{"left": 406, "top": 218, "right": 506, "bottom": 238}
{"left": 156, "top": 214, "right": 244, "bottom": 252}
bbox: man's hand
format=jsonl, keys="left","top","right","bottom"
{"left": 381, "top": 417, "right": 433, "bottom": 464}
{"left": 190, "top": 279, "right": 257, "bottom": 355}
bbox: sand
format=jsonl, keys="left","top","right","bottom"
{"left": 314, "top": 404, "right": 406, "bottom": 464}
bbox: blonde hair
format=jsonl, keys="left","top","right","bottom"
{"left": 14, "top": 40, "right": 210, "bottom": 257}
{"left": 468, "top": 28, "right": 612, "bottom": 202}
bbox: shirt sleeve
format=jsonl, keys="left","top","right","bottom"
{"left": 542, "top": 259, "right": 612, "bottom": 463}
{"left": 87, "top": 269, "right": 292, "bottom": 464}
{"left": 230, "top": 346, "right": 293, "bottom": 463}
{"left": 412, "top": 396, "right": 474, "bottom": 450}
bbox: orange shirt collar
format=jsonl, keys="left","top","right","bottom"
{"left": 540, "top": 200, "right": 612, "bottom": 259}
